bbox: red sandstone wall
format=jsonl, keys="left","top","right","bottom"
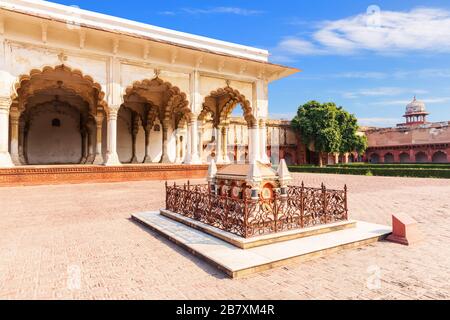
{"left": 0, "top": 165, "right": 212, "bottom": 187}
{"left": 367, "top": 124, "right": 450, "bottom": 147}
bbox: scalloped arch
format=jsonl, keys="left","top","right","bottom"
{"left": 198, "top": 104, "right": 214, "bottom": 122}
{"left": 124, "top": 77, "right": 192, "bottom": 124}
{"left": 124, "top": 77, "right": 173, "bottom": 97}
{"left": 201, "top": 86, "right": 255, "bottom": 127}
{"left": 11, "top": 64, "right": 108, "bottom": 110}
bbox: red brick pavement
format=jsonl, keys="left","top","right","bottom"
{"left": 0, "top": 173, "right": 449, "bottom": 299}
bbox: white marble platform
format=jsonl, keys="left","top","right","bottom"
{"left": 159, "top": 208, "right": 357, "bottom": 249}
{"left": 132, "top": 211, "right": 392, "bottom": 278}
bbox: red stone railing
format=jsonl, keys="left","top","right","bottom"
{"left": 165, "top": 182, "right": 348, "bottom": 238}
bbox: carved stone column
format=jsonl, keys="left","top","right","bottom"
{"left": 93, "top": 113, "right": 104, "bottom": 165}
{"left": 130, "top": 116, "right": 140, "bottom": 164}
{"left": 222, "top": 125, "right": 231, "bottom": 164}
{"left": 185, "top": 118, "right": 201, "bottom": 164}
{"left": 80, "top": 127, "right": 88, "bottom": 164}
{"left": 198, "top": 123, "right": 204, "bottom": 163}
{"left": 86, "top": 125, "right": 95, "bottom": 164}
{"left": 104, "top": 107, "right": 121, "bottom": 166}
{"left": 160, "top": 119, "right": 171, "bottom": 163}
{"left": 178, "top": 135, "right": 184, "bottom": 163}
{"left": 259, "top": 119, "right": 270, "bottom": 164}
{"left": 249, "top": 123, "right": 260, "bottom": 163}
{"left": 18, "top": 119, "right": 26, "bottom": 164}
{"left": 252, "top": 79, "right": 267, "bottom": 164}
{"left": 143, "top": 122, "right": 152, "bottom": 163}
{"left": 184, "top": 123, "right": 191, "bottom": 164}
{"left": 175, "top": 132, "right": 182, "bottom": 163}
{"left": 215, "top": 126, "right": 223, "bottom": 164}
{"left": 0, "top": 97, "right": 13, "bottom": 167}
{"left": 9, "top": 105, "right": 21, "bottom": 165}
{"left": 83, "top": 130, "right": 89, "bottom": 163}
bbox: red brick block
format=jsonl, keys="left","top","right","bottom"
{"left": 387, "top": 213, "right": 422, "bottom": 245}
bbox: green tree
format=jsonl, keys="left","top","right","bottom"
{"left": 292, "top": 100, "right": 367, "bottom": 166}
{"left": 337, "top": 109, "right": 368, "bottom": 156}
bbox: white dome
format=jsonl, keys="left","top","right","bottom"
{"left": 406, "top": 96, "right": 426, "bottom": 114}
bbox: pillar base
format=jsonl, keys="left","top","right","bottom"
{"left": 143, "top": 155, "right": 153, "bottom": 163}
{"left": 0, "top": 152, "right": 14, "bottom": 168}
{"left": 103, "top": 152, "right": 121, "bottom": 166}
{"left": 260, "top": 154, "right": 270, "bottom": 165}
{"left": 160, "top": 154, "right": 172, "bottom": 164}
{"left": 19, "top": 153, "right": 27, "bottom": 165}
{"left": 185, "top": 154, "right": 202, "bottom": 165}
{"left": 86, "top": 154, "right": 95, "bottom": 164}
{"left": 11, "top": 154, "right": 22, "bottom": 166}
{"left": 93, "top": 154, "right": 104, "bottom": 165}
{"left": 130, "top": 156, "right": 138, "bottom": 164}
{"left": 223, "top": 155, "right": 232, "bottom": 164}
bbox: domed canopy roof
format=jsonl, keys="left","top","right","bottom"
{"left": 405, "top": 96, "right": 427, "bottom": 115}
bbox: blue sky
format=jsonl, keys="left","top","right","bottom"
{"left": 52, "top": 0, "right": 450, "bottom": 127}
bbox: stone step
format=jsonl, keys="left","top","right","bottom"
{"left": 160, "top": 208, "right": 357, "bottom": 249}
{"left": 132, "top": 211, "right": 392, "bottom": 278}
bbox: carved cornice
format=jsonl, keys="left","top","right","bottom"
{"left": 107, "top": 107, "right": 119, "bottom": 120}
{"left": 259, "top": 118, "right": 267, "bottom": 127}
{"left": 0, "top": 97, "right": 12, "bottom": 111}
{"left": 9, "top": 104, "right": 21, "bottom": 121}
{"left": 95, "top": 113, "right": 104, "bottom": 125}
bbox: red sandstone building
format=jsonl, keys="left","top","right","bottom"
{"left": 365, "top": 97, "right": 450, "bottom": 164}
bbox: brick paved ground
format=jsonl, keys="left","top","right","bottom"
{"left": 0, "top": 173, "right": 449, "bottom": 300}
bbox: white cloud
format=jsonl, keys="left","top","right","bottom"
{"left": 368, "top": 99, "right": 412, "bottom": 106}
{"left": 284, "top": 68, "right": 450, "bottom": 81}
{"left": 335, "top": 71, "right": 388, "bottom": 80}
{"left": 393, "top": 68, "right": 450, "bottom": 79}
{"left": 277, "top": 38, "right": 326, "bottom": 55}
{"left": 274, "top": 7, "right": 450, "bottom": 57}
{"left": 338, "top": 68, "right": 450, "bottom": 80}
{"left": 369, "top": 96, "right": 450, "bottom": 106}
{"left": 158, "top": 11, "right": 176, "bottom": 16}
{"left": 423, "top": 97, "right": 450, "bottom": 104}
{"left": 342, "top": 87, "right": 428, "bottom": 99}
{"left": 181, "top": 7, "right": 263, "bottom": 16}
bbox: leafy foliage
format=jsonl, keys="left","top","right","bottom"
{"left": 291, "top": 100, "right": 367, "bottom": 157}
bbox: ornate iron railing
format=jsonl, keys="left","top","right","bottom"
{"left": 165, "top": 182, "right": 348, "bottom": 238}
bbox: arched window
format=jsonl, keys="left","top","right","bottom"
{"left": 370, "top": 153, "right": 380, "bottom": 164}
{"left": 415, "top": 152, "right": 428, "bottom": 163}
{"left": 432, "top": 151, "right": 448, "bottom": 163}
{"left": 384, "top": 153, "right": 394, "bottom": 163}
{"left": 399, "top": 152, "right": 410, "bottom": 163}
